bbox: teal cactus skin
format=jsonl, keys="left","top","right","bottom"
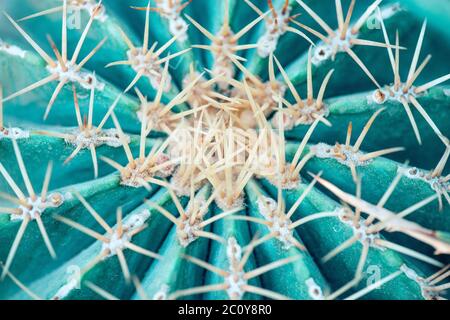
{"left": 0, "top": 0, "right": 449, "bottom": 301}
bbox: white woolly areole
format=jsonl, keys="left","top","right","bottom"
{"left": 257, "top": 8, "right": 291, "bottom": 58}
{"left": 177, "top": 220, "right": 200, "bottom": 248}
{"left": 176, "top": 198, "right": 207, "bottom": 247}
{"left": 52, "top": 278, "right": 79, "bottom": 300}
{"left": 305, "top": 278, "right": 324, "bottom": 300}
{"left": 168, "top": 17, "right": 189, "bottom": 42}
{"left": 126, "top": 49, "right": 172, "bottom": 92}
{"left": 312, "top": 28, "right": 358, "bottom": 65}
{"left": 63, "top": 192, "right": 74, "bottom": 200}
{"left": 69, "top": 0, "right": 108, "bottom": 22}
{"left": 225, "top": 237, "right": 247, "bottom": 300}
{"left": 156, "top": 1, "right": 189, "bottom": 42}
{"left": 311, "top": 143, "right": 373, "bottom": 168}
{"left": 370, "top": 84, "right": 422, "bottom": 105}
{"left": 400, "top": 264, "right": 440, "bottom": 300}
{"left": 65, "top": 128, "right": 125, "bottom": 149}
{"left": 10, "top": 193, "right": 65, "bottom": 221}
{"left": 380, "top": 3, "right": 402, "bottom": 19}
{"left": 153, "top": 284, "right": 170, "bottom": 300}
{"left": 311, "top": 3, "right": 401, "bottom": 66}
{"left": 272, "top": 102, "right": 329, "bottom": 129}
{"left": 215, "top": 192, "right": 245, "bottom": 211}
{"left": 121, "top": 162, "right": 151, "bottom": 188}
{"left": 102, "top": 232, "right": 130, "bottom": 256}
{"left": 397, "top": 166, "right": 449, "bottom": 195}
{"left": 226, "top": 237, "right": 242, "bottom": 261}
{"left": 336, "top": 207, "right": 381, "bottom": 248}
{"left": 0, "top": 127, "right": 29, "bottom": 140}
{"left": 274, "top": 167, "right": 301, "bottom": 190}
{"left": 101, "top": 209, "right": 152, "bottom": 258}
{"left": 0, "top": 39, "right": 26, "bottom": 58}
{"left": 46, "top": 62, "right": 105, "bottom": 91}
{"left": 256, "top": 196, "right": 295, "bottom": 249}
{"left": 127, "top": 209, "right": 151, "bottom": 229}
{"left": 257, "top": 196, "right": 278, "bottom": 216}
{"left": 121, "top": 153, "right": 174, "bottom": 188}
{"left": 210, "top": 29, "right": 237, "bottom": 89}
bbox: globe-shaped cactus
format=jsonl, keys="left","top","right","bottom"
{"left": 0, "top": 0, "right": 449, "bottom": 300}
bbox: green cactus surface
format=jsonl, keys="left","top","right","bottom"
{"left": 0, "top": 0, "right": 449, "bottom": 300}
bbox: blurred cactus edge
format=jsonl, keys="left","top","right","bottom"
{"left": 0, "top": 0, "right": 449, "bottom": 301}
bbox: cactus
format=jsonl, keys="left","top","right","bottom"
{"left": 0, "top": 0, "right": 449, "bottom": 300}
